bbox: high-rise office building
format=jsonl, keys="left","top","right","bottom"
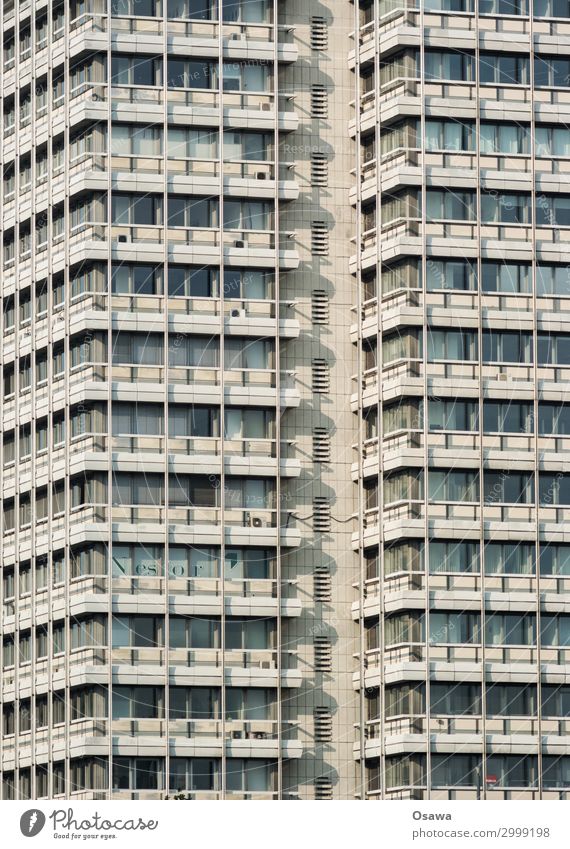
{"left": 352, "top": 0, "right": 570, "bottom": 800}
{"left": 2, "top": 0, "right": 570, "bottom": 803}
{"left": 0, "top": 0, "right": 357, "bottom": 801}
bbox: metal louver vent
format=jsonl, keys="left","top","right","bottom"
{"left": 311, "top": 289, "right": 329, "bottom": 323}
{"left": 311, "top": 220, "right": 329, "bottom": 255}
{"left": 314, "top": 562, "right": 332, "bottom": 601}
{"left": 310, "top": 16, "right": 328, "bottom": 50}
{"left": 311, "top": 359, "right": 330, "bottom": 393}
{"left": 314, "top": 777, "right": 333, "bottom": 799}
{"left": 314, "top": 707, "right": 333, "bottom": 741}
{"left": 311, "top": 84, "right": 328, "bottom": 118}
{"left": 312, "top": 427, "right": 331, "bottom": 462}
{"left": 311, "top": 152, "right": 328, "bottom": 186}
{"left": 314, "top": 635, "right": 332, "bottom": 671}
{"left": 313, "top": 496, "right": 331, "bottom": 532}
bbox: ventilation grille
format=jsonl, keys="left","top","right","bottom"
{"left": 310, "top": 16, "right": 328, "bottom": 50}
{"left": 311, "top": 289, "right": 329, "bottom": 323}
{"left": 312, "top": 427, "right": 331, "bottom": 462}
{"left": 311, "top": 220, "right": 329, "bottom": 255}
{"left": 311, "top": 152, "right": 329, "bottom": 186}
{"left": 314, "top": 562, "right": 332, "bottom": 601}
{"left": 314, "top": 707, "right": 333, "bottom": 741}
{"left": 311, "top": 359, "right": 330, "bottom": 393}
{"left": 314, "top": 777, "right": 333, "bottom": 799}
{"left": 314, "top": 636, "right": 332, "bottom": 671}
{"left": 311, "top": 84, "right": 328, "bottom": 118}
{"left": 313, "top": 496, "right": 331, "bottom": 532}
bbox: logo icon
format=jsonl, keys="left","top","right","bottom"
{"left": 20, "top": 810, "right": 46, "bottom": 838}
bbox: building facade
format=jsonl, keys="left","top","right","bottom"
{"left": 2, "top": 0, "right": 570, "bottom": 803}
{"left": 351, "top": 0, "right": 570, "bottom": 800}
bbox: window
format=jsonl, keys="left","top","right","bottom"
{"left": 70, "top": 759, "right": 108, "bottom": 792}
{"left": 225, "top": 688, "right": 272, "bottom": 719}
{"left": 536, "top": 195, "right": 570, "bottom": 227}
{"left": 486, "top": 756, "right": 537, "bottom": 788}
{"left": 484, "top": 471, "right": 533, "bottom": 504}
{"left": 169, "top": 758, "right": 219, "bottom": 792}
{"left": 167, "top": 59, "right": 214, "bottom": 89}
{"left": 224, "top": 338, "right": 273, "bottom": 370}
{"left": 112, "top": 332, "right": 163, "bottom": 365}
{"left": 222, "top": 0, "right": 268, "bottom": 21}
{"left": 384, "top": 469, "right": 423, "bottom": 504}
{"left": 384, "top": 612, "right": 423, "bottom": 646}
{"left": 168, "top": 0, "right": 215, "bottom": 17}
{"left": 112, "top": 615, "right": 163, "bottom": 648}
{"left": 168, "top": 196, "right": 218, "bottom": 228}
{"left": 111, "top": 264, "right": 160, "bottom": 296}
{"left": 484, "top": 542, "right": 535, "bottom": 574}
{"left": 425, "top": 50, "right": 474, "bottom": 81}
{"left": 112, "top": 0, "right": 159, "bottom": 15}
{"left": 540, "top": 473, "right": 570, "bottom": 505}
{"left": 384, "top": 541, "right": 423, "bottom": 575}
{"left": 111, "top": 125, "right": 162, "bottom": 156}
{"left": 429, "top": 541, "right": 479, "bottom": 573}
{"left": 225, "top": 759, "right": 275, "bottom": 792}
{"left": 482, "top": 330, "right": 532, "bottom": 363}
{"left": 168, "top": 266, "right": 217, "bottom": 297}
{"left": 429, "top": 400, "right": 478, "bottom": 431}
{"left": 168, "top": 336, "right": 219, "bottom": 368}
{"left": 113, "top": 758, "right": 163, "bottom": 791}
{"left": 223, "top": 269, "right": 272, "bottom": 300}
{"left": 112, "top": 686, "right": 164, "bottom": 719}
{"left": 537, "top": 265, "right": 570, "bottom": 296}
{"left": 225, "top": 618, "right": 274, "bottom": 650}
{"left": 541, "top": 615, "right": 570, "bottom": 646}
{"left": 112, "top": 194, "right": 162, "bottom": 226}
{"left": 543, "top": 757, "right": 570, "bottom": 788}
{"left": 486, "top": 613, "right": 536, "bottom": 645}
{"left": 426, "top": 189, "right": 475, "bottom": 221}
{"left": 429, "top": 470, "right": 479, "bottom": 502}
{"left": 169, "top": 616, "right": 220, "bottom": 649}
{"left": 384, "top": 684, "right": 424, "bottom": 717}
{"left": 542, "top": 685, "right": 570, "bottom": 717}
{"left": 431, "top": 755, "right": 479, "bottom": 787}
{"left": 70, "top": 616, "right": 107, "bottom": 650}
{"left": 540, "top": 544, "right": 570, "bottom": 576}
{"left": 112, "top": 403, "right": 164, "bottom": 436}
{"left": 480, "top": 54, "right": 529, "bottom": 84}
{"left": 535, "top": 125, "right": 570, "bottom": 157}
{"left": 168, "top": 406, "right": 217, "bottom": 438}
{"left": 168, "top": 128, "right": 218, "bottom": 159}
{"left": 429, "top": 612, "right": 480, "bottom": 644}
{"left": 222, "top": 62, "right": 269, "bottom": 91}
{"left": 385, "top": 755, "right": 425, "bottom": 789}
{"left": 481, "top": 192, "right": 532, "bottom": 224}
{"left": 223, "top": 200, "right": 272, "bottom": 230}
{"left": 426, "top": 259, "right": 476, "bottom": 291}
{"left": 487, "top": 684, "right": 536, "bottom": 716}
{"left": 538, "top": 333, "right": 570, "bottom": 366}
{"left": 535, "top": 56, "right": 570, "bottom": 88}
{"left": 169, "top": 687, "right": 219, "bottom": 720}
{"left": 480, "top": 122, "right": 530, "bottom": 154}
{"left": 69, "top": 687, "right": 107, "bottom": 721}
{"left": 431, "top": 683, "right": 481, "bottom": 715}
{"left": 112, "top": 472, "right": 164, "bottom": 506}
{"left": 111, "top": 55, "right": 162, "bottom": 86}
{"left": 223, "top": 131, "right": 270, "bottom": 160}
{"left": 383, "top": 399, "right": 422, "bottom": 434}
{"left": 425, "top": 120, "right": 475, "bottom": 152}
{"left": 483, "top": 401, "right": 533, "bottom": 433}
{"left": 481, "top": 261, "right": 531, "bottom": 293}
{"left": 224, "top": 409, "right": 272, "bottom": 440}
